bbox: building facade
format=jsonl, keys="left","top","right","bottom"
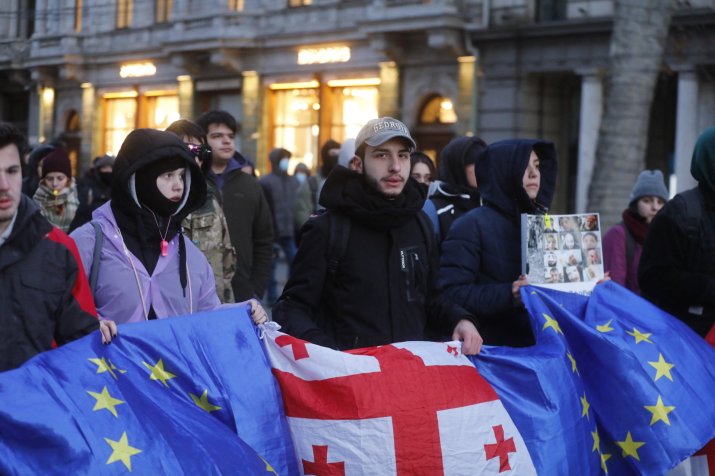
{"left": 1, "top": 0, "right": 714, "bottom": 212}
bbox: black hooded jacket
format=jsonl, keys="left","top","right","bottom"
{"left": 273, "top": 166, "right": 473, "bottom": 350}
{"left": 639, "top": 126, "right": 715, "bottom": 336}
{"left": 428, "top": 136, "right": 485, "bottom": 240}
{"left": 439, "top": 139, "right": 557, "bottom": 347}
{"left": 110, "top": 129, "right": 206, "bottom": 295}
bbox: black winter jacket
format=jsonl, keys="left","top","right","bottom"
{"left": 0, "top": 196, "right": 99, "bottom": 371}
{"left": 273, "top": 167, "right": 471, "bottom": 350}
{"left": 218, "top": 169, "right": 274, "bottom": 301}
{"left": 639, "top": 185, "right": 715, "bottom": 337}
{"left": 438, "top": 139, "right": 557, "bottom": 347}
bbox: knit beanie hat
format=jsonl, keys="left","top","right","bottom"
{"left": 41, "top": 149, "right": 72, "bottom": 179}
{"left": 135, "top": 156, "right": 186, "bottom": 216}
{"left": 629, "top": 170, "right": 669, "bottom": 206}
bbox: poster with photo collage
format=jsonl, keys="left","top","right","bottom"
{"left": 520, "top": 213, "right": 603, "bottom": 295}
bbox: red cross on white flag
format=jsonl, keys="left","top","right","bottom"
{"left": 262, "top": 326, "right": 536, "bottom": 475}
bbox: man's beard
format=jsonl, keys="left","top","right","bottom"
{"left": 362, "top": 173, "right": 401, "bottom": 200}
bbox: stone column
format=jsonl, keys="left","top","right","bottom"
{"left": 242, "top": 71, "right": 261, "bottom": 169}
{"left": 576, "top": 70, "right": 603, "bottom": 213}
{"left": 674, "top": 68, "right": 699, "bottom": 193}
{"left": 456, "top": 55, "right": 477, "bottom": 137}
{"left": 378, "top": 61, "right": 400, "bottom": 119}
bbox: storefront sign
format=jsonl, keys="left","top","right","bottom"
{"left": 298, "top": 46, "right": 350, "bottom": 65}
{"left": 119, "top": 62, "right": 157, "bottom": 78}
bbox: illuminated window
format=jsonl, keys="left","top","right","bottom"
{"left": 227, "top": 0, "right": 244, "bottom": 10}
{"left": 103, "top": 98, "right": 136, "bottom": 155}
{"left": 75, "top": 0, "right": 83, "bottom": 32}
{"left": 288, "top": 0, "right": 312, "bottom": 6}
{"left": 146, "top": 95, "right": 180, "bottom": 130}
{"left": 156, "top": 0, "right": 173, "bottom": 23}
{"left": 420, "top": 95, "right": 457, "bottom": 124}
{"left": 273, "top": 88, "right": 319, "bottom": 170}
{"left": 330, "top": 86, "right": 379, "bottom": 141}
{"left": 116, "top": 0, "right": 133, "bottom": 28}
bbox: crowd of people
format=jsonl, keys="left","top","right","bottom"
{"left": 1, "top": 112, "right": 714, "bottom": 373}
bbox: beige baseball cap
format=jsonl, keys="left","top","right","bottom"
{"left": 354, "top": 117, "right": 416, "bottom": 152}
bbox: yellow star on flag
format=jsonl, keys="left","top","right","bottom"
{"left": 600, "top": 452, "right": 612, "bottom": 473}
{"left": 87, "top": 386, "right": 125, "bottom": 418}
{"left": 105, "top": 431, "right": 142, "bottom": 471}
{"left": 591, "top": 427, "right": 600, "bottom": 452}
{"left": 143, "top": 359, "right": 176, "bottom": 387}
{"left": 648, "top": 353, "right": 675, "bottom": 382}
{"left": 542, "top": 313, "right": 563, "bottom": 334}
{"left": 89, "top": 357, "right": 118, "bottom": 380}
{"left": 581, "top": 393, "right": 590, "bottom": 419}
{"left": 645, "top": 395, "right": 676, "bottom": 426}
{"left": 567, "top": 352, "right": 578, "bottom": 374}
{"left": 626, "top": 328, "right": 653, "bottom": 344}
{"left": 596, "top": 319, "right": 614, "bottom": 333}
{"left": 259, "top": 455, "right": 279, "bottom": 475}
{"left": 616, "top": 431, "right": 646, "bottom": 460}
{"left": 190, "top": 389, "right": 222, "bottom": 413}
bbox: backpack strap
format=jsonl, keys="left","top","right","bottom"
{"left": 416, "top": 210, "right": 436, "bottom": 258}
{"left": 681, "top": 188, "right": 702, "bottom": 240}
{"left": 326, "top": 212, "right": 351, "bottom": 276}
{"left": 89, "top": 221, "right": 103, "bottom": 292}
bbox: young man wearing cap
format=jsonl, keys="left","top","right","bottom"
{"left": 273, "top": 117, "right": 482, "bottom": 354}
{"left": 0, "top": 122, "right": 115, "bottom": 371}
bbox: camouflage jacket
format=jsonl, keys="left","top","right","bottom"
{"left": 183, "top": 193, "right": 236, "bottom": 303}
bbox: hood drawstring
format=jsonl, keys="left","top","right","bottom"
{"left": 179, "top": 230, "right": 187, "bottom": 297}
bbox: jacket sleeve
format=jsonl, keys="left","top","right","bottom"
{"left": 438, "top": 215, "right": 516, "bottom": 319}
{"left": 249, "top": 182, "right": 275, "bottom": 299}
{"left": 272, "top": 217, "right": 337, "bottom": 348}
{"left": 639, "top": 207, "right": 715, "bottom": 307}
{"left": 47, "top": 228, "right": 99, "bottom": 344}
{"left": 219, "top": 208, "right": 236, "bottom": 303}
{"left": 602, "top": 224, "right": 627, "bottom": 287}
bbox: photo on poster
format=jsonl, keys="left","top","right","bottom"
{"left": 521, "top": 213, "right": 604, "bottom": 295}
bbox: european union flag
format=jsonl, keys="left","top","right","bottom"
{"left": 484, "top": 282, "right": 715, "bottom": 475}
{"left": 0, "top": 305, "right": 298, "bottom": 475}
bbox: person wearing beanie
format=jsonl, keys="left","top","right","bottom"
{"left": 602, "top": 169, "right": 669, "bottom": 295}
{"left": 32, "top": 148, "right": 79, "bottom": 232}
{"left": 166, "top": 118, "right": 237, "bottom": 304}
{"left": 260, "top": 147, "right": 300, "bottom": 304}
{"left": 70, "top": 128, "right": 266, "bottom": 326}
{"left": 640, "top": 126, "right": 715, "bottom": 340}
{"left": 423, "top": 136, "right": 487, "bottom": 243}
{"left": 69, "top": 154, "right": 116, "bottom": 231}
{"left": 294, "top": 139, "right": 341, "bottom": 231}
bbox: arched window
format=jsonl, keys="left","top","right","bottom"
{"left": 419, "top": 95, "right": 457, "bottom": 125}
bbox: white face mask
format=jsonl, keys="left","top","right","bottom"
{"left": 279, "top": 158, "right": 290, "bottom": 172}
{"left": 295, "top": 172, "right": 307, "bottom": 184}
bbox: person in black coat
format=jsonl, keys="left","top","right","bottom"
{"left": 639, "top": 126, "right": 715, "bottom": 338}
{"left": 426, "top": 136, "right": 486, "bottom": 242}
{"left": 272, "top": 117, "right": 482, "bottom": 354}
{"left": 69, "top": 154, "right": 114, "bottom": 231}
{"left": 438, "top": 139, "right": 557, "bottom": 347}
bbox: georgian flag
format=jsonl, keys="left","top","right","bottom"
{"left": 262, "top": 324, "right": 536, "bottom": 475}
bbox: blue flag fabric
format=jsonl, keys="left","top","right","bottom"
{"left": 0, "top": 305, "right": 297, "bottom": 475}
{"left": 472, "top": 282, "right": 715, "bottom": 475}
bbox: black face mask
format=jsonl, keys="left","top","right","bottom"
{"left": 99, "top": 171, "right": 113, "bottom": 186}
{"left": 135, "top": 157, "right": 186, "bottom": 217}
